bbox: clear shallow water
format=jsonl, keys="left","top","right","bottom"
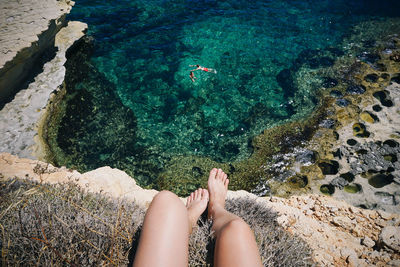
{"left": 61, "top": 0, "right": 400, "bottom": 186}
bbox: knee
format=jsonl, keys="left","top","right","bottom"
{"left": 221, "top": 218, "right": 252, "bottom": 236}
{"left": 151, "top": 190, "right": 185, "bottom": 210}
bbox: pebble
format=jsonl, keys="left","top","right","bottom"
{"left": 361, "top": 236, "right": 375, "bottom": 248}
{"left": 336, "top": 98, "right": 350, "bottom": 107}
{"left": 346, "top": 84, "right": 366, "bottom": 95}
{"left": 378, "top": 210, "right": 392, "bottom": 220}
{"left": 332, "top": 216, "right": 353, "bottom": 229}
{"left": 379, "top": 226, "right": 400, "bottom": 252}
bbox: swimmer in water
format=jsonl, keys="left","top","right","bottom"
{"left": 190, "top": 64, "right": 217, "bottom": 74}
{"left": 189, "top": 71, "right": 197, "bottom": 82}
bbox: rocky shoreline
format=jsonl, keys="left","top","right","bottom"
{"left": 265, "top": 36, "right": 400, "bottom": 213}
{"left": 0, "top": 1, "right": 400, "bottom": 266}
{"left": 0, "top": 0, "right": 86, "bottom": 159}
{"left": 1, "top": 152, "right": 399, "bottom": 266}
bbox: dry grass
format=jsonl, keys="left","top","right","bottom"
{"left": 0, "top": 177, "right": 313, "bottom": 266}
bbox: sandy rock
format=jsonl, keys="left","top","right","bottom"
{"left": 379, "top": 226, "right": 400, "bottom": 252}
{"left": 388, "top": 259, "right": 400, "bottom": 266}
{"left": 332, "top": 216, "right": 353, "bottom": 229}
{"left": 0, "top": 153, "right": 158, "bottom": 206}
{"left": 0, "top": 0, "right": 74, "bottom": 102}
{"left": 361, "top": 236, "right": 375, "bottom": 248}
{"left": 341, "top": 247, "right": 357, "bottom": 259}
{"left": 2, "top": 152, "right": 400, "bottom": 266}
{"left": 0, "top": 21, "right": 87, "bottom": 159}
{"left": 378, "top": 210, "right": 393, "bottom": 220}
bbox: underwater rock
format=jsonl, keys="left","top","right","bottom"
{"left": 372, "top": 105, "right": 382, "bottom": 112}
{"left": 373, "top": 90, "right": 393, "bottom": 107}
{"left": 358, "top": 52, "right": 381, "bottom": 64}
{"left": 336, "top": 99, "right": 350, "bottom": 107}
{"left": 391, "top": 73, "right": 400, "bottom": 84}
{"left": 295, "top": 49, "right": 334, "bottom": 68}
{"left": 330, "top": 176, "right": 348, "bottom": 190}
{"left": 320, "top": 184, "right": 335, "bottom": 195}
{"left": 383, "top": 139, "right": 399, "bottom": 148}
{"left": 362, "top": 39, "right": 376, "bottom": 48}
{"left": 318, "top": 160, "right": 339, "bottom": 175}
{"left": 369, "top": 174, "right": 394, "bottom": 188}
{"left": 364, "top": 73, "right": 379, "bottom": 83}
{"left": 220, "top": 142, "right": 240, "bottom": 161}
{"left": 347, "top": 139, "right": 358, "bottom": 146}
{"left": 381, "top": 73, "right": 390, "bottom": 80}
{"left": 191, "top": 166, "right": 203, "bottom": 177}
{"left": 276, "top": 68, "right": 295, "bottom": 98}
{"left": 314, "top": 57, "right": 334, "bottom": 68}
{"left": 389, "top": 53, "right": 400, "bottom": 62}
{"left": 287, "top": 175, "right": 308, "bottom": 188}
{"left": 319, "top": 119, "right": 335, "bottom": 129}
{"left": 346, "top": 84, "right": 366, "bottom": 95}
{"left": 330, "top": 90, "right": 343, "bottom": 98}
{"left": 323, "top": 77, "right": 339, "bottom": 88}
{"left": 340, "top": 172, "right": 355, "bottom": 183}
{"left": 372, "top": 63, "right": 387, "bottom": 72}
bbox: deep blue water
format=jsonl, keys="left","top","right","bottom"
{"left": 61, "top": 0, "right": 400, "bottom": 186}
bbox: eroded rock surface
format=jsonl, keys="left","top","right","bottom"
{"left": 0, "top": 0, "right": 74, "bottom": 102}
{"left": 0, "top": 21, "right": 87, "bottom": 158}
{"left": 1, "top": 152, "right": 400, "bottom": 266}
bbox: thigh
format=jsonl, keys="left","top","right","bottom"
{"left": 214, "top": 219, "right": 262, "bottom": 267}
{"left": 133, "top": 191, "right": 189, "bottom": 267}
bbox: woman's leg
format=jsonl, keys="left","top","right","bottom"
{"left": 133, "top": 189, "right": 208, "bottom": 267}
{"left": 208, "top": 169, "right": 262, "bottom": 267}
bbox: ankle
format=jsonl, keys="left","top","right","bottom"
{"left": 208, "top": 203, "right": 225, "bottom": 218}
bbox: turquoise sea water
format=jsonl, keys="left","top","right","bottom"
{"left": 61, "top": 0, "right": 400, "bottom": 187}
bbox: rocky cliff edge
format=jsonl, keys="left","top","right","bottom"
{"left": 1, "top": 152, "right": 399, "bottom": 266}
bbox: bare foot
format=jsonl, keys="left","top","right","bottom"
{"left": 207, "top": 168, "right": 229, "bottom": 219}
{"left": 186, "top": 188, "right": 209, "bottom": 233}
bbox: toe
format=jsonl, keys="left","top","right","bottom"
{"left": 195, "top": 188, "right": 200, "bottom": 200}
{"left": 202, "top": 188, "right": 209, "bottom": 200}
{"left": 224, "top": 178, "right": 229, "bottom": 189}
{"left": 217, "top": 168, "right": 223, "bottom": 180}
{"left": 209, "top": 168, "right": 217, "bottom": 180}
{"left": 221, "top": 172, "right": 227, "bottom": 183}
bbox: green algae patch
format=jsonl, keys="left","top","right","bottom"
{"left": 159, "top": 99, "right": 328, "bottom": 196}
{"left": 368, "top": 174, "right": 394, "bottom": 188}
{"left": 287, "top": 175, "right": 308, "bottom": 189}
{"left": 353, "top": 123, "right": 370, "bottom": 138}
{"left": 157, "top": 155, "right": 230, "bottom": 196}
{"left": 360, "top": 111, "right": 378, "bottom": 123}
{"left": 344, "top": 183, "right": 362, "bottom": 193}
{"left": 320, "top": 184, "right": 335, "bottom": 195}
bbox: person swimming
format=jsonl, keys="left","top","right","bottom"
{"left": 189, "top": 71, "right": 197, "bottom": 82}
{"left": 190, "top": 64, "right": 217, "bottom": 74}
